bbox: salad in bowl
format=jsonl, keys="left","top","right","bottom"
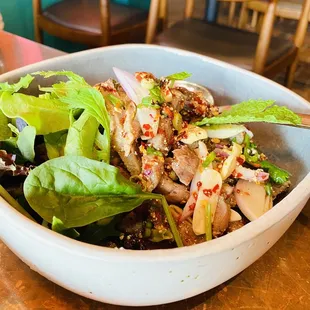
{"left": 0, "top": 68, "right": 302, "bottom": 250}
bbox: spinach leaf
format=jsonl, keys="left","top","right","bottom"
{"left": 52, "top": 216, "right": 80, "bottom": 239}
{"left": 64, "top": 111, "right": 98, "bottom": 159}
{"left": 44, "top": 130, "right": 68, "bottom": 159}
{"left": 24, "top": 156, "right": 183, "bottom": 246}
{"left": 0, "top": 92, "right": 70, "bottom": 135}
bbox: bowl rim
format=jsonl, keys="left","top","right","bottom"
{"left": 0, "top": 44, "right": 309, "bottom": 262}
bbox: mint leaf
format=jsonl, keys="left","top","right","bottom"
{"left": 166, "top": 72, "right": 192, "bottom": 81}
{"left": 196, "top": 100, "right": 302, "bottom": 126}
{"left": 202, "top": 151, "right": 216, "bottom": 168}
{"left": 260, "top": 160, "right": 290, "bottom": 184}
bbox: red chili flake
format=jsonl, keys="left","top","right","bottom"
{"left": 143, "top": 124, "right": 151, "bottom": 130}
{"left": 120, "top": 116, "right": 126, "bottom": 125}
{"left": 144, "top": 131, "right": 150, "bottom": 137}
{"left": 193, "top": 192, "right": 198, "bottom": 200}
{"left": 149, "top": 132, "right": 155, "bottom": 138}
{"left": 165, "top": 90, "right": 170, "bottom": 96}
{"left": 244, "top": 191, "right": 250, "bottom": 196}
{"left": 203, "top": 189, "right": 212, "bottom": 197}
{"left": 236, "top": 173, "right": 243, "bottom": 178}
{"left": 189, "top": 203, "right": 196, "bottom": 211}
{"left": 236, "top": 189, "right": 241, "bottom": 194}
{"left": 212, "top": 184, "right": 220, "bottom": 193}
{"left": 158, "top": 128, "right": 164, "bottom": 134}
{"left": 197, "top": 181, "right": 202, "bottom": 189}
{"left": 144, "top": 164, "right": 151, "bottom": 170}
{"left": 194, "top": 96, "right": 203, "bottom": 105}
{"left": 237, "top": 157, "right": 245, "bottom": 165}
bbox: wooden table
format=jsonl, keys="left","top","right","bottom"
{"left": 0, "top": 30, "right": 310, "bottom": 310}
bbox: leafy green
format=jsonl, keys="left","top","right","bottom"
{"left": 44, "top": 130, "right": 68, "bottom": 159}
{"left": 17, "top": 126, "right": 36, "bottom": 162}
{"left": 243, "top": 134, "right": 259, "bottom": 164}
{"left": 260, "top": 161, "right": 290, "bottom": 184}
{"left": 64, "top": 111, "right": 98, "bottom": 159}
{"left": 138, "top": 96, "right": 160, "bottom": 109}
{"left": 0, "top": 110, "right": 11, "bottom": 141}
{"left": 205, "top": 203, "right": 212, "bottom": 241}
{"left": 35, "top": 71, "right": 110, "bottom": 162}
{"left": 202, "top": 151, "right": 216, "bottom": 168}
{"left": 52, "top": 216, "right": 80, "bottom": 239}
{"left": 149, "top": 86, "right": 164, "bottom": 103}
{"left": 24, "top": 156, "right": 183, "bottom": 246}
{"left": 265, "top": 182, "right": 272, "bottom": 196}
{"left": 0, "top": 91, "right": 70, "bottom": 135}
{"left": 166, "top": 72, "right": 192, "bottom": 81}
{"left": 0, "top": 74, "right": 34, "bottom": 93}
{"left": 106, "top": 94, "right": 123, "bottom": 108}
{"left": 196, "top": 100, "right": 302, "bottom": 126}
{"left": 146, "top": 146, "right": 163, "bottom": 157}
{"left": 7, "top": 124, "right": 36, "bottom": 162}
{"left": 79, "top": 217, "right": 120, "bottom": 244}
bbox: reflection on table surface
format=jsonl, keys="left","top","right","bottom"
{"left": 0, "top": 29, "right": 309, "bottom": 310}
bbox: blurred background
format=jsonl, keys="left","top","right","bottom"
{"left": 0, "top": 0, "right": 309, "bottom": 99}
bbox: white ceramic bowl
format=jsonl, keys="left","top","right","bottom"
{"left": 0, "top": 45, "right": 309, "bottom": 306}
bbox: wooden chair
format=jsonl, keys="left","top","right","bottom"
{"left": 239, "top": 0, "right": 310, "bottom": 32}
{"left": 147, "top": 0, "right": 310, "bottom": 88}
{"left": 32, "top": 0, "right": 167, "bottom": 47}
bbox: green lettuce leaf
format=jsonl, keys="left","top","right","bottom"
{"left": 35, "top": 71, "right": 110, "bottom": 162}
{"left": 0, "top": 92, "right": 70, "bottom": 135}
{"left": 44, "top": 130, "right": 68, "bottom": 159}
{"left": 0, "top": 74, "right": 34, "bottom": 93}
{"left": 0, "top": 110, "right": 11, "bottom": 141}
{"left": 196, "top": 100, "right": 302, "bottom": 126}
{"left": 64, "top": 111, "right": 98, "bottom": 159}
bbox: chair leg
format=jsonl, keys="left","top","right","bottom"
{"left": 34, "top": 26, "right": 43, "bottom": 44}
{"left": 285, "top": 59, "right": 298, "bottom": 89}
{"left": 251, "top": 11, "right": 258, "bottom": 29}
{"left": 228, "top": 2, "right": 236, "bottom": 26}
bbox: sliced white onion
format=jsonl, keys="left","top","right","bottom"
{"left": 180, "top": 125, "right": 208, "bottom": 145}
{"left": 221, "top": 143, "right": 242, "bottom": 180}
{"left": 204, "top": 124, "right": 248, "bottom": 139}
{"left": 230, "top": 209, "right": 242, "bottom": 222}
{"left": 192, "top": 169, "right": 222, "bottom": 235}
{"left": 234, "top": 179, "right": 269, "bottom": 221}
{"left": 113, "top": 67, "right": 149, "bottom": 105}
{"left": 137, "top": 107, "right": 160, "bottom": 140}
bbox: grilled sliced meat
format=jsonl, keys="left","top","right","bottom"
{"left": 141, "top": 154, "right": 164, "bottom": 192}
{"left": 149, "top": 117, "right": 174, "bottom": 154}
{"left": 155, "top": 174, "right": 190, "bottom": 204}
{"left": 172, "top": 145, "right": 199, "bottom": 186}
{"left": 212, "top": 196, "right": 230, "bottom": 237}
{"left": 227, "top": 220, "right": 245, "bottom": 233}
